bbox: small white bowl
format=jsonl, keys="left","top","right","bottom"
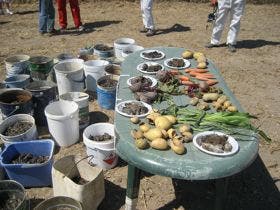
{"left": 136, "top": 62, "right": 164, "bottom": 74}
{"left": 140, "top": 50, "right": 165, "bottom": 61}
{"left": 193, "top": 131, "right": 239, "bottom": 157}
{"left": 115, "top": 100, "right": 152, "bottom": 118}
{"left": 126, "top": 75, "right": 157, "bottom": 88}
{"left": 122, "top": 45, "right": 144, "bottom": 58}
{"left": 164, "top": 57, "right": 190, "bottom": 69}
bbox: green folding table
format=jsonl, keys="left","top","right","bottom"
{"left": 115, "top": 47, "right": 259, "bottom": 210}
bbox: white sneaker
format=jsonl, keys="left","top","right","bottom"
{"left": 77, "top": 25, "right": 85, "bottom": 32}
{"left": 6, "top": 9, "right": 13, "bottom": 15}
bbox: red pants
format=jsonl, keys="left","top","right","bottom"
{"left": 57, "top": 0, "right": 82, "bottom": 29}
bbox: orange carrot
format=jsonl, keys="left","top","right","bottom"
{"left": 184, "top": 68, "right": 192, "bottom": 73}
{"left": 177, "top": 75, "right": 189, "bottom": 81}
{"left": 195, "top": 76, "right": 209, "bottom": 81}
{"left": 206, "top": 79, "right": 219, "bottom": 86}
{"left": 181, "top": 80, "right": 194, "bottom": 86}
{"left": 195, "top": 73, "right": 216, "bottom": 79}
{"left": 189, "top": 71, "right": 201, "bottom": 77}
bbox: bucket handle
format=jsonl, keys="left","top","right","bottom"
{"left": 63, "top": 73, "right": 85, "bottom": 84}
{"left": 5, "top": 106, "right": 20, "bottom": 117}
{"left": 63, "top": 155, "right": 94, "bottom": 179}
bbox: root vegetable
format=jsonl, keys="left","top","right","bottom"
{"left": 135, "top": 138, "right": 149, "bottom": 149}
{"left": 206, "top": 80, "right": 218, "bottom": 86}
{"left": 202, "top": 93, "right": 219, "bottom": 102}
{"left": 164, "top": 115, "right": 177, "bottom": 124}
{"left": 144, "top": 128, "right": 163, "bottom": 141}
{"left": 181, "top": 80, "right": 194, "bottom": 86}
{"left": 197, "top": 62, "right": 207, "bottom": 69}
{"left": 199, "top": 81, "right": 210, "bottom": 92}
{"left": 197, "top": 102, "right": 210, "bottom": 110}
{"left": 217, "top": 95, "right": 227, "bottom": 104}
{"left": 195, "top": 75, "right": 209, "bottom": 81}
{"left": 212, "top": 101, "right": 223, "bottom": 111}
{"left": 177, "top": 75, "right": 190, "bottom": 81}
{"left": 167, "top": 128, "right": 177, "bottom": 139}
{"left": 170, "top": 140, "right": 186, "bottom": 155}
{"left": 194, "top": 52, "right": 204, "bottom": 59}
{"left": 190, "top": 97, "right": 199, "bottom": 106}
{"left": 150, "top": 138, "right": 169, "bottom": 150}
{"left": 179, "top": 124, "right": 191, "bottom": 133}
{"left": 181, "top": 131, "right": 193, "bottom": 142}
{"left": 197, "top": 56, "right": 207, "bottom": 63}
{"left": 227, "top": 105, "right": 238, "bottom": 112}
{"left": 223, "top": 101, "right": 231, "bottom": 109}
{"left": 161, "top": 129, "right": 169, "bottom": 139}
{"left": 182, "top": 50, "right": 193, "bottom": 59}
{"left": 131, "top": 129, "right": 144, "bottom": 139}
{"left": 130, "top": 117, "right": 140, "bottom": 124}
{"left": 154, "top": 116, "right": 173, "bottom": 130}
{"left": 139, "top": 122, "right": 150, "bottom": 132}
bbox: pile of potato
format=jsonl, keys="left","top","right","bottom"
{"left": 182, "top": 50, "right": 207, "bottom": 69}
{"left": 130, "top": 111, "right": 193, "bottom": 155}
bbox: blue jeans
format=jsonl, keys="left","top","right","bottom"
{"left": 39, "top": 0, "right": 55, "bottom": 33}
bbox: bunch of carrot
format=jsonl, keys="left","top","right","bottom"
{"left": 167, "top": 68, "right": 218, "bottom": 86}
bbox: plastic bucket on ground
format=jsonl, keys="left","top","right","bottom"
{"left": 0, "top": 180, "right": 27, "bottom": 210}
{"left": 0, "top": 89, "right": 33, "bottom": 118}
{"left": 122, "top": 45, "right": 144, "bottom": 58}
{"left": 104, "top": 64, "right": 121, "bottom": 76}
{"left": 54, "top": 60, "right": 85, "bottom": 95}
{"left": 5, "top": 55, "right": 30, "bottom": 77}
{"left": 25, "top": 81, "right": 58, "bottom": 126}
{"left": 52, "top": 155, "right": 105, "bottom": 210}
{"left": 29, "top": 56, "right": 54, "bottom": 81}
{"left": 0, "top": 114, "right": 38, "bottom": 145}
{"left": 84, "top": 60, "right": 109, "bottom": 92}
{"left": 0, "top": 140, "right": 55, "bottom": 187}
{"left": 83, "top": 123, "right": 118, "bottom": 170}
{"left": 93, "top": 44, "right": 114, "bottom": 58}
{"left": 96, "top": 75, "right": 118, "bottom": 110}
{"left": 45, "top": 101, "right": 79, "bottom": 147}
{"left": 34, "top": 196, "right": 83, "bottom": 210}
{"left": 113, "top": 38, "right": 135, "bottom": 60}
{"left": 4, "top": 74, "right": 31, "bottom": 88}
{"left": 59, "top": 92, "right": 89, "bottom": 129}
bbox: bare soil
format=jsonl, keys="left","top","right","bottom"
{"left": 0, "top": 1, "right": 279, "bottom": 210}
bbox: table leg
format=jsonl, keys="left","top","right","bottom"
{"left": 215, "top": 178, "right": 229, "bottom": 210}
{"left": 125, "top": 164, "right": 141, "bottom": 210}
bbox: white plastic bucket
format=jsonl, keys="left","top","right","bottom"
{"left": 122, "top": 45, "right": 144, "bottom": 58}
{"left": 0, "top": 114, "right": 38, "bottom": 145}
{"left": 84, "top": 60, "right": 109, "bottom": 92}
{"left": 5, "top": 55, "right": 30, "bottom": 77}
{"left": 83, "top": 123, "right": 118, "bottom": 170}
{"left": 54, "top": 60, "right": 85, "bottom": 95}
{"left": 59, "top": 92, "right": 89, "bottom": 129}
{"left": 113, "top": 38, "right": 135, "bottom": 60}
{"left": 45, "top": 101, "right": 79, "bottom": 147}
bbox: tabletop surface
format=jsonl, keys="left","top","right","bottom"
{"left": 115, "top": 47, "right": 259, "bottom": 180}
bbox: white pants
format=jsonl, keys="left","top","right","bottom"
{"left": 141, "top": 0, "right": 154, "bottom": 30}
{"left": 211, "top": 0, "right": 245, "bottom": 45}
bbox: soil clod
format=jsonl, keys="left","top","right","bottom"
{"left": 89, "top": 133, "right": 113, "bottom": 142}
{"left": 3, "top": 121, "right": 33, "bottom": 136}
{"left": 11, "top": 153, "right": 49, "bottom": 164}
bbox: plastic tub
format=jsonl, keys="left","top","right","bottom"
{"left": 45, "top": 101, "right": 79, "bottom": 147}
{"left": 93, "top": 44, "right": 114, "bottom": 58}
{"left": 25, "top": 80, "right": 58, "bottom": 126}
{"left": 83, "top": 123, "right": 118, "bottom": 170}
{"left": 54, "top": 60, "right": 85, "bottom": 95}
{"left": 59, "top": 92, "right": 89, "bottom": 129}
{"left": 84, "top": 60, "right": 109, "bottom": 92}
{"left": 96, "top": 75, "right": 118, "bottom": 110}
{"left": 122, "top": 45, "right": 144, "bottom": 58}
{"left": 4, "top": 74, "right": 31, "bottom": 88}
{"left": 5, "top": 55, "right": 30, "bottom": 77}
{"left": 0, "top": 114, "right": 38, "bottom": 145}
{"left": 0, "top": 140, "right": 55, "bottom": 187}
{"left": 52, "top": 155, "right": 105, "bottom": 210}
{"left": 113, "top": 38, "right": 135, "bottom": 60}
{"left": 0, "top": 180, "right": 27, "bottom": 210}
{"left": 34, "top": 196, "right": 83, "bottom": 210}
{"left": 0, "top": 89, "right": 33, "bottom": 118}
{"left": 104, "top": 64, "right": 121, "bottom": 76}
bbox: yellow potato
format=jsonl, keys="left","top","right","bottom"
{"left": 150, "top": 138, "right": 169, "bottom": 150}
{"left": 182, "top": 50, "right": 193, "bottom": 59}
{"left": 197, "top": 62, "right": 207, "bottom": 69}
{"left": 194, "top": 52, "right": 204, "bottom": 59}
{"left": 197, "top": 56, "right": 207, "bottom": 63}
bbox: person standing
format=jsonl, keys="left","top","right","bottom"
{"left": 205, "top": 0, "right": 246, "bottom": 52}
{"left": 57, "top": 0, "right": 84, "bottom": 32}
{"left": 140, "top": 0, "right": 155, "bottom": 37}
{"left": 39, "top": 0, "right": 58, "bottom": 35}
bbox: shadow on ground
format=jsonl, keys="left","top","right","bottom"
{"left": 29, "top": 198, "right": 44, "bottom": 209}
{"left": 158, "top": 156, "right": 280, "bottom": 210}
{"left": 99, "top": 180, "right": 126, "bottom": 210}
{"left": 15, "top": 10, "right": 38, "bottom": 15}
{"left": 237, "top": 39, "right": 280, "bottom": 49}
{"left": 84, "top": 20, "right": 122, "bottom": 30}
{"left": 156, "top": 23, "right": 191, "bottom": 35}
{"left": 89, "top": 111, "right": 110, "bottom": 124}
{"left": 0, "top": 21, "right": 11, "bottom": 25}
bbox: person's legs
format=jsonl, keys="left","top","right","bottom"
{"left": 142, "top": 0, "right": 154, "bottom": 30}
{"left": 57, "top": 0, "right": 67, "bottom": 29}
{"left": 46, "top": 0, "right": 55, "bottom": 32}
{"left": 227, "top": 0, "right": 245, "bottom": 46}
{"left": 0, "top": 1, "right": 4, "bottom": 15}
{"left": 210, "top": 6, "right": 230, "bottom": 45}
{"left": 69, "top": 0, "right": 82, "bottom": 28}
{"left": 5, "top": 0, "right": 13, "bottom": 14}
{"left": 39, "top": 0, "right": 48, "bottom": 33}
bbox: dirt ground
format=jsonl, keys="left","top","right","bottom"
{"left": 0, "top": 1, "right": 280, "bottom": 209}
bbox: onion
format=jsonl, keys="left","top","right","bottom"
{"left": 199, "top": 81, "right": 209, "bottom": 92}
